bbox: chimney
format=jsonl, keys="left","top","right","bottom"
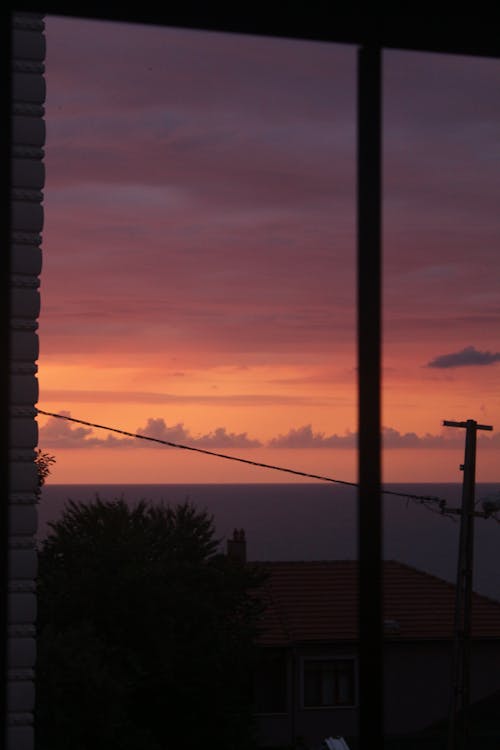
{"left": 227, "top": 528, "right": 246, "bottom": 563}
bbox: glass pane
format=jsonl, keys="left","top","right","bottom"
{"left": 39, "top": 18, "right": 357, "bottom": 493}
{"left": 383, "top": 49, "right": 500, "bottom": 747}
{"left": 38, "top": 15, "right": 357, "bottom": 750}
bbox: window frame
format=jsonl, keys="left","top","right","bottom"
{"left": 301, "top": 655, "right": 358, "bottom": 711}
{"left": 3, "top": 10, "right": 499, "bottom": 750}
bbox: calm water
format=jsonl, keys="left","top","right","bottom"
{"left": 39, "top": 482, "right": 500, "bottom": 601}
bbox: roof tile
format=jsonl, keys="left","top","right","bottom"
{"left": 256, "top": 560, "right": 500, "bottom": 645}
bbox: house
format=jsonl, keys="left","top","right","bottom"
{"left": 226, "top": 532, "right": 500, "bottom": 748}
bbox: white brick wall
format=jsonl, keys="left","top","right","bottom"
{"left": 8, "top": 12, "right": 45, "bottom": 750}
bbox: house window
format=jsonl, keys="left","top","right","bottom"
{"left": 303, "top": 658, "right": 355, "bottom": 708}
{"left": 253, "top": 649, "right": 288, "bottom": 714}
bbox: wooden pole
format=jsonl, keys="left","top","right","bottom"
{"left": 444, "top": 419, "right": 492, "bottom": 750}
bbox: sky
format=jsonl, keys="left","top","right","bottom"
{"left": 37, "top": 15, "right": 500, "bottom": 484}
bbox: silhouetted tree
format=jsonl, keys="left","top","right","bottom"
{"left": 34, "top": 449, "right": 56, "bottom": 498}
{"left": 36, "top": 498, "right": 266, "bottom": 750}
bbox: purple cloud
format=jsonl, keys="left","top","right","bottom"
{"left": 382, "top": 427, "right": 456, "bottom": 449}
{"left": 268, "top": 425, "right": 467, "bottom": 449}
{"left": 38, "top": 411, "right": 132, "bottom": 449}
{"left": 196, "top": 427, "right": 261, "bottom": 449}
{"left": 38, "top": 410, "right": 94, "bottom": 446}
{"left": 136, "top": 418, "right": 190, "bottom": 444}
{"left": 41, "top": 18, "right": 500, "bottom": 381}
{"left": 37, "top": 413, "right": 500, "bottom": 453}
{"left": 38, "top": 413, "right": 262, "bottom": 450}
{"left": 137, "top": 418, "right": 262, "bottom": 449}
{"left": 427, "top": 345, "right": 500, "bottom": 369}
{"left": 268, "top": 425, "right": 356, "bottom": 449}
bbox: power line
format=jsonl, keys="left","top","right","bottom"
{"left": 37, "top": 408, "right": 447, "bottom": 507}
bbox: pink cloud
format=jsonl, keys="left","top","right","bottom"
{"left": 268, "top": 425, "right": 356, "bottom": 449}
{"left": 38, "top": 411, "right": 131, "bottom": 448}
{"left": 42, "top": 17, "right": 357, "bottom": 366}
{"left": 38, "top": 409, "right": 94, "bottom": 446}
{"left": 381, "top": 427, "right": 457, "bottom": 449}
{"left": 196, "top": 427, "right": 261, "bottom": 449}
{"left": 267, "top": 424, "right": 498, "bottom": 450}
{"left": 38, "top": 413, "right": 262, "bottom": 450}
{"left": 38, "top": 413, "right": 500, "bottom": 452}
{"left": 137, "top": 418, "right": 262, "bottom": 448}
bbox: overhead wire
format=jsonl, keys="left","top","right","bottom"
{"left": 37, "top": 408, "right": 451, "bottom": 509}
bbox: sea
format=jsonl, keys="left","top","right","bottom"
{"left": 39, "top": 482, "right": 500, "bottom": 602}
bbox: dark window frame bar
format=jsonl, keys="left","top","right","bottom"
{"left": 357, "top": 42, "right": 383, "bottom": 745}
{"left": 2, "top": 10, "right": 499, "bottom": 750}
{"left": 1, "top": 11, "right": 12, "bottom": 750}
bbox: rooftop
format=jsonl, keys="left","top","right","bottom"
{"left": 256, "top": 560, "right": 500, "bottom": 645}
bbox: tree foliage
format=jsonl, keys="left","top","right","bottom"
{"left": 36, "top": 497, "right": 267, "bottom": 750}
{"left": 35, "top": 449, "right": 56, "bottom": 497}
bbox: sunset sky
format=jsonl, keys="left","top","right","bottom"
{"left": 37, "top": 15, "right": 500, "bottom": 484}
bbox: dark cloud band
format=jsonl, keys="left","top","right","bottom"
{"left": 427, "top": 345, "right": 500, "bottom": 369}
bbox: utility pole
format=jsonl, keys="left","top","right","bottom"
{"left": 444, "top": 419, "right": 493, "bottom": 750}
